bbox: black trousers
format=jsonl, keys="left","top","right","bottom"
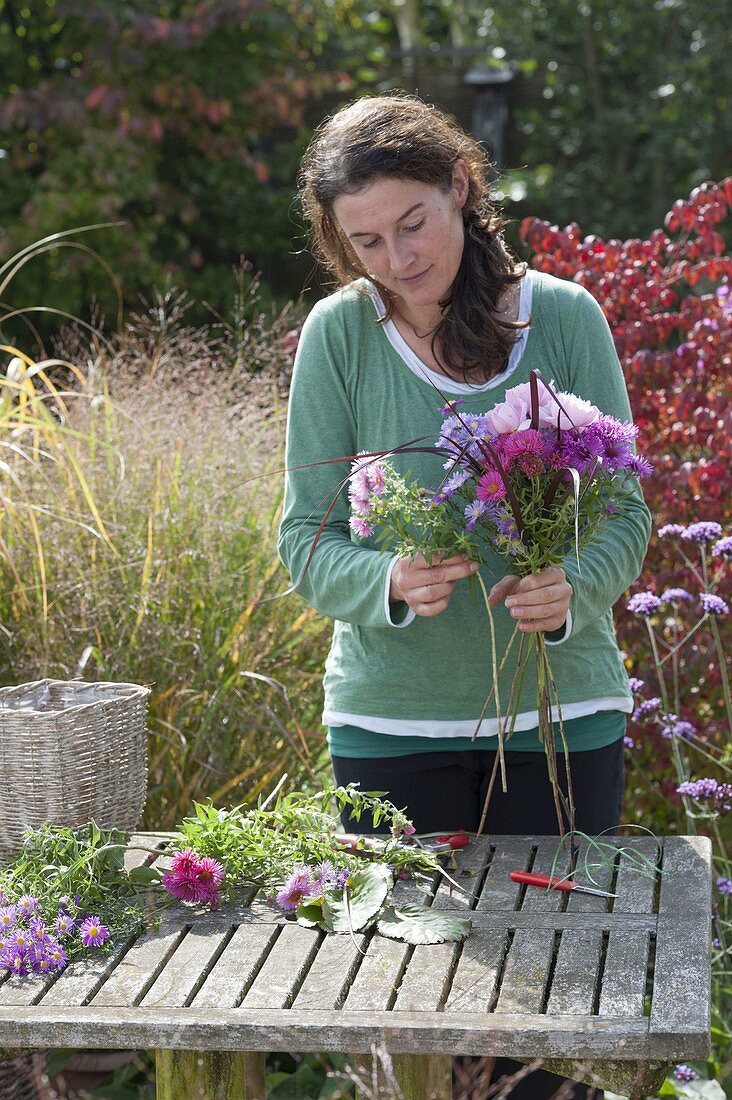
{"left": 332, "top": 737, "right": 625, "bottom": 1099}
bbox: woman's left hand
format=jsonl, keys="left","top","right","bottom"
{"left": 488, "top": 566, "right": 573, "bottom": 634}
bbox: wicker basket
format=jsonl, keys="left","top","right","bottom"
{"left": 0, "top": 1052, "right": 50, "bottom": 1100}
{"left": 0, "top": 679, "right": 150, "bottom": 861}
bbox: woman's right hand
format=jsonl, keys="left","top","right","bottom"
{"left": 390, "top": 553, "right": 478, "bottom": 617}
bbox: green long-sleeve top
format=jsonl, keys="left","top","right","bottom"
{"left": 277, "top": 270, "right": 651, "bottom": 737}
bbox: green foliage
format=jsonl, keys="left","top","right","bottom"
{"left": 0, "top": 0, "right": 376, "bottom": 329}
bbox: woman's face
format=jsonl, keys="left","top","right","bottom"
{"left": 332, "top": 163, "right": 469, "bottom": 316}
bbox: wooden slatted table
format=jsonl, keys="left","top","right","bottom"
{"left": 0, "top": 832, "right": 712, "bottom": 1100}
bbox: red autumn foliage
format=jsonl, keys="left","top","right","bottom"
{"left": 521, "top": 181, "right": 731, "bottom": 826}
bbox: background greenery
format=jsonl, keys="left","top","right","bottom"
{"left": 1, "top": 0, "right": 729, "bottom": 330}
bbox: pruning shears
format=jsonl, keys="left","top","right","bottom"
{"left": 417, "top": 833, "right": 471, "bottom": 854}
{"left": 509, "top": 870, "right": 616, "bottom": 898}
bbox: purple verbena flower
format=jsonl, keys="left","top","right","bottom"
{"left": 633, "top": 697, "right": 661, "bottom": 721}
{"left": 711, "top": 536, "right": 732, "bottom": 559}
{"left": 79, "top": 916, "right": 109, "bottom": 948}
{"left": 628, "top": 677, "right": 645, "bottom": 693}
{"left": 716, "top": 878, "right": 732, "bottom": 896}
{"left": 700, "top": 593, "right": 729, "bottom": 615}
{"left": 683, "top": 521, "right": 723, "bottom": 544}
{"left": 673, "top": 1065, "right": 698, "bottom": 1082}
{"left": 627, "top": 592, "right": 661, "bottom": 616}
{"left": 657, "top": 524, "right": 685, "bottom": 538}
{"left": 677, "top": 778, "right": 732, "bottom": 811}
{"left": 661, "top": 587, "right": 693, "bottom": 603}
{"left": 623, "top": 734, "right": 635, "bottom": 748}
{"left": 661, "top": 716, "right": 697, "bottom": 740}
{"left": 336, "top": 869, "right": 351, "bottom": 887}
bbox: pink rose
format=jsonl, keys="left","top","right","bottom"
{"left": 539, "top": 391, "right": 600, "bottom": 431}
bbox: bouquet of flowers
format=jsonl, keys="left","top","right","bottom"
{"left": 348, "top": 370, "right": 652, "bottom": 836}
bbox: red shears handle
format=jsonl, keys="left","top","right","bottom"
{"left": 509, "top": 870, "right": 576, "bottom": 892}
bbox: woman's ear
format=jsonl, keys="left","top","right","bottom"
{"left": 452, "top": 159, "right": 470, "bottom": 210}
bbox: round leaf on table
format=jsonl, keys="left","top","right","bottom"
{"left": 377, "top": 903, "right": 471, "bottom": 944}
{"left": 323, "top": 863, "right": 393, "bottom": 933}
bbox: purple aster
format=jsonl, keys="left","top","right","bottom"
{"left": 627, "top": 592, "right": 662, "bottom": 616}
{"left": 17, "top": 895, "right": 39, "bottom": 917}
{"left": 625, "top": 454, "right": 653, "bottom": 477}
{"left": 27, "top": 918, "right": 50, "bottom": 945}
{"left": 54, "top": 911, "right": 76, "bottom": 937}
{"left": 683, "top": 521, "right": 723, "bottom": 544}
{"left": 712, "top": 536, "right": 732, "bottom": 559}
{"left": 716, "top": 878, "right": 732, "bottom": 896}
{"left": 79, "top": 916, "right": 109, "bottom": 948}
{"left": 12, "top": 928, "right": 31, "bottom": 951}
{"left": 673, "top": 1066, "right": 698, "bottom": 1082}
{"left": 464, "top": 499, "right": 493, "bottom": 532}
{"left": 677, "top": 778, "right": 732, "bottom": 811}
{"left": 633, "top": 697, "right": 662, "bottom": 721}
{"left": 657, "top": 524, "right": 686, "bottom": 538}
{"left": 336, "top": 869, "right": 351, "bottom": 887}
{"left": 440, "top": 468, "right": 470, "bottom": 498}
{"left": 46, "top": 941, "right": 68, "bottom": 970}
{"left": 1, "top": 948, "right": 28, "bottom": 976}
{"left": 623, "top": 734, "right": 635, "bottom": 748}
{"left": 28, "top": 946, "right": 54, "bottom": 975}
{"left": 276, "top": 868, "right": 314, "bottom": 912}
{"left": 700, "top": 593, "right": 729, "bottom": 615}
{"left": 0, "top": 905, "right": 17, "bottom": 930}
{"left": 440, "top": 398, "right": 465, "bottom": 416}
{"left": 661, "top": 588, "right": 693, "bottom": 603}
{"left": 605, "top": 502, "right": 618, "bottom": 515}
{"left": 628, "top": 677, "right": 645, "bottom": 693}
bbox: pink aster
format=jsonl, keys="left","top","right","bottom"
{"left": 195, "top": 857, "right": 225, "bottom": 890}
{"left": 161, "top": 872, "right": 201, "bottom": 903}
{"left": 276, "top": 868, "right": 314, "bottom": 912}
{"left": 349, "top": 515, "right": 374, "bottom": 538}
{"left": 476, "top": 470, "right": 507, "bottom": 503}
{"left": 170, "top": 849, "right": 200, "bottom": 876}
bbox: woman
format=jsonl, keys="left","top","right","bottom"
{"left": 278, "top": 93, "right": 651, "bottom": 1098}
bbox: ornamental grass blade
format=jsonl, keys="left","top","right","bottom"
{"left": 377, "top": 903, "right": 471, "bottom": 944}
{"left": 322, "top": 863, "right": 392, "bottom": 933}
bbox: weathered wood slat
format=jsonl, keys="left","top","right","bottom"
{"left": 191, "top": 924, "right": 279, "bottom": 1009}
{"left": 651, "top": 836, "right": 712, "bottom": 1039}
{"left": 476, "top": 836, "right": 532, "bottom": 910}
{"left": 467, "top": 911, "right": 656, "bottom": 932}
{"left": 613, "top": 838, "right": 660, "bottom": 914}
{"left": 0, "top": 972, "right": 57, "bottom": 1007}
{"left": 565, "top": 837, "right": 615, "bottom": 915}
{"left": 239, "top": 924, "right": 321, "bottom": 1010}
{"left": 0, "top": 1004, "right": 663, "bottom": 1057}
{"left": 494, "top": 928, "right": 556, "bottom": 1014}
{"left": 39, "top": 938, "right": 136, "bottom": 1007}
{"left": 140, "top": 923, "right": 233, "bottom": 1008}
{"left": 443, "top": 929, "right": 508, "bottom": 1013}
{"left": 292, "top": 932, "right": 369, "bottom": 1010}
{"left": 393, "top": 845, "right": 487, "bottom": 1013}
{"left": 546, "top": 929, "right": 603, "bottom": 1015}
{"left": 89, "top": 926, "right": 188, "bottom": 1007}
{"left": 598, "top": 930, "right": 650, "bottom": 1018}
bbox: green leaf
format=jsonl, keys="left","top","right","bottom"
{"left": 127, "top": 866, "right": 161, "bottom": 884}
{"left": 322, "top": 864, "right": 392, "bottom": 933}
{"left": 377, "top": 904, "right": 471, "bottom": 944}
{"left": 296, "top": 897, "right": 325, "bottom": 929}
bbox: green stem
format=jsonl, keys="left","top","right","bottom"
{"left": 645, "top": 618, "right": 670, "bottom": 713}
{"left": 476, "top": 572, "right": 506, "bottom": 793}
{"left": 709, "top": 614, "right": 732, "bottom": 738}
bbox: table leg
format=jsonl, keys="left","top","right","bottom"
{"left": 352, "top": 1051, "right": 452, "bottom": 1100}
{"left": 155, "top": 1049, "right": 267, "bottom": 1099}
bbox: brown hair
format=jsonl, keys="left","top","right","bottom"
{"left": 298, "top": 92, "right": 528, "bottom": 382}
